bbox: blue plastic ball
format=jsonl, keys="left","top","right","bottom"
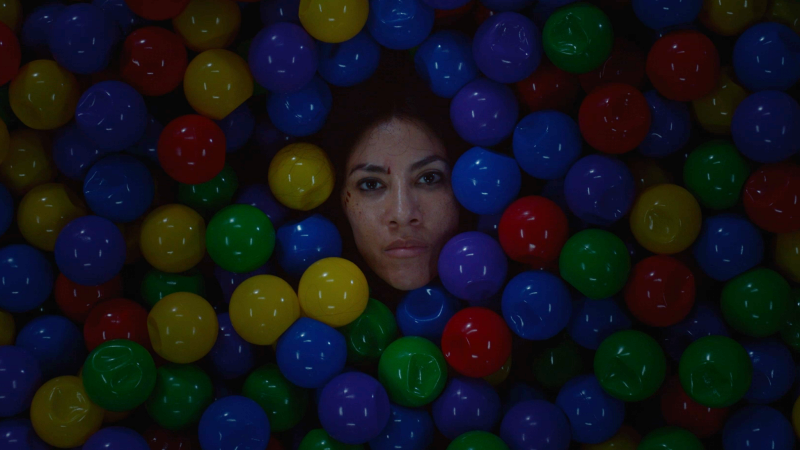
{"left": 567, "top": 298, "right": 633, "bottom": 350}
{"left": 0, "top": 245, "right": 54, "bottom": 314}
{"left": 75, "top": 81, "right": 148, "bottom": 152}
{"left": 661, "top": 301, "right": 729, "bottom": 361}
{"left": 367, "top": 0, "right": 435, "bottom": 50}
{"left": 267, "top": 76, "right": 332, "bottom": 137}
{"left": 452, "top": 147, "right": 521, "bottom": 215}
{"left": 20, "top": 3, "right": 66, "bottom": 57}
{"left": 415, "top": 30, "right": 479, "bottom": 98}
{"left": 126, "top": 115, "right": 162, "bottom": 164}
{"left": 638, "top": 90, "right": 692, "bottom": 158}
{"left": 83, "top": 154, "right": 154, "bottom": 223}
{"left": 732, "top": 90, "right": 800, "bottom": 163}
{"left": 396, "top": 284, "right": 462, "bottom": 343}
{"left": 276, "top": 214, "right": 342, "bottom": 279}
{"left": 319, "top": 30, "right": 382, "bottom": 88}
{"left": 236, "top": 184, "right": 290, "bottom": 228}
{"left": 513, "top": 111, "right": 582, "bottom": 180}
{"left": 208, "top": 313, "right": 255, "bottom": 380}
{"left": 555, "top": 375, "right": 625, "bottom": 444}
{"left": 54, "top": 215, "right": 126, "bottom": 286}
{"left": 0, "top": 346, "right": 42, "bottom": 418}
{"left": 92, "top": 0, "right": 140, "bottom": 37}
{"left": 693, "top": 214, "right": 764, "bottom": 282}
{"left": 450, "top": 78, "right": 519, "bottom": 147}
{"left": 473, "top": 12, "right": 541, "bottom": 83}
{"left": 260, "top": 0, "right": 301, "bottom": 25}
{"left": 15, "top": 315, "right": 85, "bottom": 380}
{"left": 249, "top": 23, "right": 318, "bottom": 94}
{"left": 502, "top": 270, "right": 572, "bottom": 340}
{"left": 0, "top": 184, "right": 12, "bottom": 237}
{"left": 369, "top": 404, "right": 435, "bottom": 450}
{"left": 564, "top": 154, "right": 636, "bottom": 226}
{"left": 83, "top": 426, "right": 149, "bottom": 450}
{"left": 722, "top": 405, "right": 795, "bottom": 450}
{"left": 0, "top": 419, "right": 49, "bottom": 450}
{"left": 318, "top": 372, "right": 391, "bottom": 445}
{"left": 733, "top": 22, "right": 800, "bottom": 92}
{"left": 632, "top": 0, "right": 703, "bottom": 30}
{"left": 743, "top": 338, "right": 796, "bottom": 404}
{"left": 198, "top": 396, "right": 270, "bottom": 450}
{"left": 52, "top": 123, "right": 105, "bottom": 181}
{"left": 501, "top": 382, "right": 546, "bottom": 416}
{"left": 276, "top": 318, "right": 347, "bottom": 389}
{"left": 500, "top": 400, "right": 571, "bottom": 450}
{"left": 48, "top": 3, "right": 120, "bottom": 74}
{"left": 431, "top": 377, "right": 501, "bottom": 440}
{"left": 216, "top": 104, "right": 255, "bottom": 153}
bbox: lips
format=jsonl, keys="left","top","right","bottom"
{"left": 384, "top": 239, "right": 430, "bottom": 258}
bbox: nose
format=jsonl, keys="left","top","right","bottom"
{"left": 387, "top": 182, "right": 422, "bottom": 228}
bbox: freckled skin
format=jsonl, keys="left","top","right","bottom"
{"left": 343, "top": 117, "right": 460, "bottom": 291}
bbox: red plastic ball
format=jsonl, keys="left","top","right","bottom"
{"left": 579, "top": 38, "right": 646, "bottom": 93}
{"left": 125, "top": 0, "right": 192, "bottom": 21}
{"left": 54, "top": 274, "right": 124, "bottom": 323}
{"left": 441, "top": 306, "right": 512, "bottom": 378}
{"left": 144, "top": 426, "right": 196, "bottom": 450}
{"left": 498, "top": 195, "right": 569, "bottom": 268}
{"left": 743, "top": 162, "right": 800, "bottom": 234}
{"left": 660, "top": 376, "right": 729, "bottom": 438}
{"left": 83, "top": 298, "right": 151, "bottom": 352}
{"left": 121, "top": 27, "right": 188, "bottom": 97}
{"left": 578, "top": 82, "right": 651, "bottom": 154}
{"left": 646, "top": 30, "right": 720, "bottom": 102}
{"left": 516, "top": 59, "right": 580, "bottom": 114}
{"left": 625, "top": 255, "right": 695, "bottom": 327}
{"left": 158, "top": 115, "right": 226, "bottom": 185}
{"left": 266, "top": 439, "right": 284, "bottom": 450}
{"left": 0, "top": 22, "right": 20, "bottom": 87}
{"left": 435, "top": 0, "right": 475, "bottom": 19}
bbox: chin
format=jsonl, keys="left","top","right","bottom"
{"left": 379, "top": 265, "right": 436, "bottom": 291}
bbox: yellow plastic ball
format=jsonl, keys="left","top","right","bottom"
{"left": 30, "top": 376, "right": 105, "bottom": 448}
{"left": 183, "top": 49, "right": 253, "bottom": 120}
{"left": 630, "top": 184, "right": 702, "bottom": 255}
{"left": 140, "top": 204, "right": 206, "bottom": 273}
{"left": 581, "top": 425, "right": 641, "bottom": 450}
{"left": 691, "top": 67, "right": 748, "bottom": 136}
{"left": 147, "top": 292, "right": 219, "bottom": 364}
{"left": 173, "top": 0, "right": 241, "bottom": 52}
{"left": 0, "top": 118, "right": 8, "bottom": 166}
{"left": 483, "top": 356, "right": 511, "bottom": 386}
{"left": 9, "top": 60, "right": 80, "bottom": 130}
{"left": 0, "top": 0, "right": 21, "bottom": 32}
{"left": 18, "top": 183, "right": 87, "bottom": 251}
{"left": 230, "top": 274, "right": 300, "bottom": 345}
{"left": 627, "top": 158, "right": 672, "bottom": 195}
{"left": 0, "top": 130, "right": 56, "bottom": 196}
{"left": 298, "top": 257, "right": 369, "bottom": 327}
{"left": 776, "top": 231, "right": 800, "bottom": 283}
{"left": 299, "top": 0, "right": 369, "bottom": 43}
{"left": 767, "top": 0, "right": 800, "bottom": 35}
{"left": 268, "top": 143, "right": 335, "bottom": 211}
{"left": 0, "top": 309, "right": 14, "bottom": 345}
{"left": 793, "top": 395, "right": 800, "bottom": 439}
{"left": 699, "top": 0, "right": 768, "bottom": 36}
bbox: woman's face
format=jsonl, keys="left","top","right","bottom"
{"left": 343, "top": 117, "right": 460, "bottom": 291}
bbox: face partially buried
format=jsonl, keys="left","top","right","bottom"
{"left": 342, "top": 116, "right": 460, "bottom": 291}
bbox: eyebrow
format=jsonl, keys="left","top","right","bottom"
{"left": 348, "top": 155, "right": 449, "bottom": 177}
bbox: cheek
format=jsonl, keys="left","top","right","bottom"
{"left": 345, "top": 198, "right": 383, "bottom": 248}
{"left": 422, "top": 189, "right": 460, "bottom": 235}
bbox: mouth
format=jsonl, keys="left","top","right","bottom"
{"left": 384, "top": 239, "right": 430, "bottom": 259}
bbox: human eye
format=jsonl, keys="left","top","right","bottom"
{"left": 357, "top": 178, "right": 385, "bottom": 192}
{"left": 417, "top": 171, "right": 443, "bottom": 186}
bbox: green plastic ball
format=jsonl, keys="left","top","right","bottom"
{"left": 206, "top": 204, "right": 275, "bottom": 273}
{"left": 542, "top": 2, "right": 614, "bottom": 74}
{"left": 446, "top": 431, "right": 509, "bottom": 450}
{"left": 82, "top": 339, "right": 157, "bottom": 412}
{"left": 559, "top": 229, "right": 630, "bottom": 299}
{"left": 639, "top": 427, "right": 704, "bottom": 450}
{"left": 141, "top": 268, "right": 206, "bottom": 308}
{"left": 338, "top": 298, "right": 398, "bottom": 365}
{"left": 721, "top": 268, "right": 791, "bottom": 337}
{"left": 145, "top": 363, "right": 213, "bottom": 430}
{"left": 683, "top": 140, "right": 750, "bottom": 210}
{"left": 679, "top": 335, "right": 752, "bottom": 408}
{"left": 780, "top": 289, "right": 800, "bottom": 351}
{"left": 532, "top": 339, "right": 584, "bottom": 390}
{"left": 298, "top": 429, "right": 364, "bottom": 450}
{"left": 242, "top": 363, "right": 309, "bottom": 432}
{"left": 594, "top": 330, "right": 666, "bottom": 401}
{"left": 177, "top": 164, "right": 239, "bottom": 218}
{"left": 378, "top": 336, "right": 447, "bottom": 407}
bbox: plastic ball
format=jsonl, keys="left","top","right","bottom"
{"left": 579, "top": 83, "right": 651, "bottom": 154}
{"left": 54, "top": 274, "right": 123, "bottom": 323}
{"left": 498, "top": 195, "right": 568, "bottom": 267}
{"left": 732, "top": 90, "right": 800, "bottom": 163}
{"left": 699, "top": 0, "right": 767, "bottom": 36}
{"left": 0, "top": 346, "right": 42, "bottom": 418}
{"left": 743, "top": 162, "right": 800, "bottom": 233}
{"left": 249, "top": 23, "right": 318, "bottom": 94}
{"left": 723, "top": 405, "right": 795, "bottom": 450}
{"left": 48, "top": 4, "right": 119, "bottom": 75}
{"left": 184, "top": 49, "right": 253, "bottom": 121}
{"left": 776, "top": 231, "right": 800, "bottom": 283}
{"left": 229, "top": 274, "right": 299, "bottom": 345}
{"left": 298, "top": 257, "right": 368, "bottom": 327}
{"left": 198, "top": 396, "right": 270, "bottom": 450}
{"left": 317, "top": 30, "right": 380, "bottom": 88}
{"left": 661, "top": 302, "right": 729, "bottom": 361}
{"left": 216, "top": 104, "right": 255, "bottom": 153}
{"left": 378, "top": 336, "right": 447, "bottom": 407}
{"left": 432, "top": 377, "right": 501, "bottom": 439}
{"left": 567, "top": 298, "right": 632, "bottom": 350}
{"left": 83, "top": 154, "right": 154, "bottom": 223}
{"left": 268, "top": 142, "right": 335, "bottom": 211}
{"left": 51, "top": 123, "right": 104, "bottom": 181}
{"left": 207, "top": 312, "right": 254, "bottom": 379}
{"left": 721, "top": 267, "right": 790, "bottom": 337}
{"left": 369, "top": 404, "right": 434, "bottom": 450}
{"left": 578, "top": 37, "right": 646, "bottom": 94}
{"left": 693, "top": 214, "right": 763, "bottom": 281}
{"left": 625, "top": 255, "right": 695, "bottom": 327}
{"left": 0, "top": 130, "right": 56, "bottom": 196}
{"left": 173, "top": 0, "right": 240, "bottom": 52}
{"left": 733, "top": 22, "right": 800, "bottom": 92}
{"left": 140, "top": 204, "right": 206, "bottom": 273}
{"left": 395, "top": 283, "right": 461, "bottom": 342}
{"left": 766, "top": 0, "right": 800, "bottom": 34}
{"left": 632, "top": 0, "right": 702, "bottom": 29}
{"left": 472, "top": 12, "right": 540, "bottom": 84}
{"left": 0, "top": 183, "right": 9, "bottom": 237}
{"left": 579, "top": 425, "right": 641, "bottom": 450}
{"left": 242, "top": 363, "right": 309, "bottom": 433}
{"left": 684, "top": 140, "right": 750, "bottom": 210}
{"left": 54, "top": 215, "right": 125, "bottom": 286}
{"left": 17, "top": 183, "right": 87, "bottom": 252}
{"left": 502, "top": 270, "right": 571, "bottom": 340}
{"left": 516, "top": 59, "right": 580, "bottom": 113}
{"left": 742, "top": 338, "right": 795, "bottom": 403}
{"left": 237, "top": 183, "right": 290, "bottom": 227}
{"left": 414, "top": 30, "right": 478, "bottom": 98}
{"left": 595, "top": 330, "right": 666, "bottom": 401}
{"left": 83, "top": 339, "right": 156, "bottom": 411}
{"left": 93, "top": 0, "right": 140, "bottom": 37}
{"left": 214, "top": 263, "right": 271, "bottom": 304}
{"left": 660, "top": 376, "right": 729, "bottom": 439}
{"left": 500, "top": 400, "right": 571, "bottom": 450}
{"left": 0, "top": 419, "right": 49, "bottom": 450}
{"left": 84, "top": 298, "right": 150, "bottom": 351}
{"left": 318, "top": 372, "right": 390, "bottom": 445}
{"left": 83, "top": 426, "right": 149, "bottom": 450}
{"left": 564, "top": 154, "right": 636, "bottom": 225}
{"left": 679, "top": 335, "right": 752, "bottom": 408}
{"left": 147, "top": 292, "right": 219, "bottom": 363}
{"left": 452, "top": 147, "right": 521, "bottom": 215}
{"left": 559, "top": 229, "right": 631, "bottom": 300}
{"left": 366, "top": 0, "right": 434, "bottom": 50}
{"left": 158, "top": 114, "right": 226, "bottom": 184}
{"left": 177, "top": 164, "right": 239, "bottom": 218}
{"left": 261, "top": 0, "right": 301, "bottom": 25}
{"left": 450, "top": 78, "right": 519, "bottom": 147}
{"left": 275, "top": 317, "right": 347, "bottom": 388}
{"left": 30, "top": 376, "right": 103, "bottom": 448}
{"left": 0, "top": 22, "right": 19, "bottom": 87}
{"left": 629, "top": 184, "right": 702, "bottom": 254}
{"left": 121, "top": 27, "right": 189, "bottom": 97}
{"left": 0, "top": 311, "right": 13, "bottom": 346}
{"left": 339, "top": 298, "right": 397, "bottom": 364}
{"left": 125, "top": 0, "right": 192, "bottom": 21}
{"left": 446, "top": 431, "right": 509, "bottom": 450}
{"left": 513, "top": 111, "right": 581, "bottom": 180}
{"left": 638, "top": 427, "right": 703, "bottom": 450}
{"left": 299, "top": 0, "right": 368, "bottom": 44}
{"left": 145, "top": 363, "right": 213, "bottom": 430}
{"left": 0, "top": 245, "right": 54, "bottom": 314}
{"left": 128, "top": 115, "right": 163, "bottom": 164}
{"left": 267, "top": 75, "right": 332, "bottom": 137}
{"left": 20, "top": 3, "right": 64, "bottom": 57}
{"left": 206, "top": 204, "right": 275, "bottom": 273}
{"left": 555, "top": 375, "right": 625, "bottom": 444}
{"left": 646, "top": 31, "right": 719, "bottom": 101}
{"left": 638, "top": 91, "right": 691, "bottom": 158}
{"left": 275, "top": 214, "right": 342, "bottom": 278}
{"left": 16, "top": 315, "right": 84, "bottom": 379}
{"left": 9, "top": 60, "right": 79, "bottom": 130}
{"left": 541, "top": 3, "right": 613, "bottom": 74}
{"left": 438, "top": 231, "right": 508, "bottom": 303}
{"left": 442, "top": 307, "right": 512, "bottom": 377}
{"left": 691, "top": 67, "right": 748, "bottom": 135}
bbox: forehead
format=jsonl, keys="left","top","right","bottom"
{"left": 348, "top": 117, "right": 447, "bottom": 168}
